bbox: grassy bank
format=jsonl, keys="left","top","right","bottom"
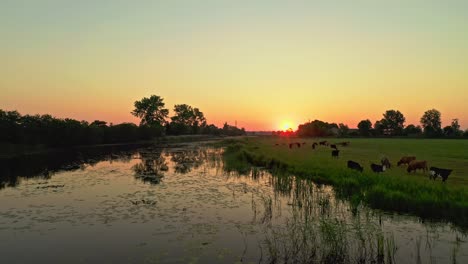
{"left": 221, "top": 137, "right": 468, "bottom": 228}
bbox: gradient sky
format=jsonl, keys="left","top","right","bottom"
{"left": 1, "top": 0, "right": 468, "bottom": 131}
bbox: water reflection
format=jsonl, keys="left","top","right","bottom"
{"left": 132, "top": 151, "right": 166, "bottom": 184}
{"left": 0, "top": 144, "right": 466, "bottom": 263}
{"left": 0, "top": 144, "right": 149, "bottom": 190}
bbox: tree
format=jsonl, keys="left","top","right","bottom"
{"left": 373, "top": 120, "right": 385, "bottom": 136}
{"left": 338, "top": 123, "right": 349, "bottom": 137}
{"left": 404, "top": 124, "right": 422, "bottom": 135}
{"left": 357, "top": 119, "right": 372, "bottom": 136}
{"left": 169, "top": 104, "right": 207, "bottom": 135}
{"left": 380, "top": 110, "right": 405, "bottom": 135}
{"left": 131, "top": 95, "right": 169, "bottom": 127}
{"left": 420, "top": 109, "right": 442, "bottom": 137}
{"left": 450, "top": 119, "right": 462, "bottom": 136}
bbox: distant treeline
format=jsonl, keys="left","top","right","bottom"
{"left": 274, "top": 109, "right": 468, "bottom": 138}
{"left": 0, "top": 95, "right": 245, "bottom": 148}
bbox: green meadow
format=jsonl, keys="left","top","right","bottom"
{"left": 222, "top": 137, "right": 468, "bottom": 228}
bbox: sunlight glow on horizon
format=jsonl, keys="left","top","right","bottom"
{"left": 1, "top": 1, "right": 468, "bottom": 130}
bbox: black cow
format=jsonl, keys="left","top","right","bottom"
{"left": 370, "top": 163, "right": 385, "bottom": 173}
{"left": 331, "top": 150, "right": 340, "bottom": 158}
{"left": 296, "top": 142, "right": 301, "bottom": 148}
{"left": 330, "top": 144, "right": 338, "bottom": 150}
{"left": 312, "top": 142, "right": 318, "bottom": 149}
{"left": 347, "top": 160, "right": 363, "bottom": 172}
{"left": 429, "top": 167, "right": 453, "bottom": 182}
{"left": 289, "top": 143, "right": 293, "bottom": 149}
{"left": 319, "top": 141, "right": 328, "bottom": 146}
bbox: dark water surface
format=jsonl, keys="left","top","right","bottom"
{"left": 0, "top": 143, "right": 466, "bottom": 263}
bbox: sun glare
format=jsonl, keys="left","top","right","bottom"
{"left": 281, "top": 122, "right": 293, "bottom": 131}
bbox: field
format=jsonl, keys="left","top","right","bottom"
{"left": 221, "top": 137, "right": 468, "bottom": 228}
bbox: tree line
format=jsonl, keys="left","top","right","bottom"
{"left": 286, "top": 109, "right": 468, "bottom": 138}
{"left": 0, "top": 95, "right": 245, "bottom": 148}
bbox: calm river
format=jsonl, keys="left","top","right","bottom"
{"left": 0, "top": 143, "right": 466, "bottom": 263}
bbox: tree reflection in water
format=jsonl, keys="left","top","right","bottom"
{"left": 171, "top": 149, "right": 206, "bottom": 174}
{"left": 132, "top": 151, "right": 167, "bottom": 184}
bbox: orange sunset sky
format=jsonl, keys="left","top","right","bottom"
{"left": 1, "top": 1, "right": 467, "bottom": 131}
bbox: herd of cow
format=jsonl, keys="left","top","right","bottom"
{"left": 276, "top": 140, "right": 453, "bottom": 182}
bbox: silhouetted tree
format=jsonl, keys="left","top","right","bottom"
{"left": 296, "top": 120, "right": 337, "bottom": 137}
{"left": 338, "top": 123, "right": 349, "bottom": 137}
{"left": 380, "top": 110, "right": 405, "bottom": 136}
{"left": 357, "top": 119, "right": 372, "bottom": 136}
{"left": 168, "top": 104, "right": 207, "bottom": 135}
{"left": 444, "top": 119, "right": 462, "bottom": 137}
{"left": 404, "top": 124, "right": 422, "bottom": 136}
{"left": 131, "top": 95, "right": 169, "bottom": 127}
{"left": 421, "top": 109, "right": 442, "bottom": 137}
{"left": 373, "top": 120, "right": 385, "bottom": 136}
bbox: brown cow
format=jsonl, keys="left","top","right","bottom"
{"left": 397, "top": 156, "right": 416, "bottom": 166}
{"left": 407, "top": 160, "right": 428, "bottom": 173}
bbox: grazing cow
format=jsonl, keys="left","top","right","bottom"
{"left": 338, "top": 141, "right": 350, "bottom": 146}
{"left": 397, "top": 156, "right": 416, "bottom": 166}
{"left": 296, "top": 142, "right": 301, "bottom": 148}
{"left": 319, "top": 141, "right": 328, "bottom": 146}
{"left": 289, "top": 143, "right": 293, "bottom": 149}
{"left": 347, "top": 160, "right": 363, "bottom": 172}
{"left": 381, "top": 157, "right": 391, "bottom": 168}
{"left": 330, "top": 144, "right": 338, "bottom": 150}
{"left": 407, "top": 160, "right": 428, "bottom": 173}
{"left": 331, "top": 150, "right": 340, "bottom": 158}
{"left": 371, "top": 163, "right": 386, "bottom": 173}
{"left": 312, "top": 142, "right": 318, "bottom": 149}
{"left": 429, "top": 167, "right": 453, "bottom": 182}
{"left": 275, "top": 143, "right": 279, "bottom": 146}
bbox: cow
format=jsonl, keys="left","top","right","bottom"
{"left": 331, "top": 150, "right": 340, "bottom": 158}
{"left": 347, "top": 160, "right": 363, "bottom": 172}
{"left": 289, "top": 143, "right": 293, "bottom": 149}
{"left": 371, "top": 163, "right": 386, "bottom": 173}
{"left": 381, "top": 157, "right": 391, "bottom": 168}
{"left": 330, "top": 144, "right": 338, "bottom": 150}
{"left": 302, "top": 142, "right": 306, "bottom": 146}
{"left": 338, "top": 141, "right": 350, "bottom": 146}
{"left": 397, "top": 156, "right": 416, "bottom": 166}
{"left": 312, "top": 142, "right": 318, "bottom": 149}
{"left": 296, "top": 142, "right": 301, "bottom": 148}
{"left": 319, "top": 141, "right": 328, "bottom": 146}
{"left": 429, "top": 167, "right": 453, "bottom": 182}
{"left": 407, "top": 160, "right": 428, "bottom": 173}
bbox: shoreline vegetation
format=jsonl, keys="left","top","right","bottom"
{"left": 0, "top": 134, "right": 230, "bottom": 159}
{"left": 220, "top": 137, "right": 468, "bottom": 230}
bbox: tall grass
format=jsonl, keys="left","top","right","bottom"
{"left": 221, "top": 138, "right": 468, "bottom": 229}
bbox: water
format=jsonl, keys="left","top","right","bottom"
{"left": 0, "top": 143, "right": 466, "bottom": 263}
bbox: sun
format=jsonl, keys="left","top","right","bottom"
{"left": 281, "top": 122, "right": 293, "bottom": 131}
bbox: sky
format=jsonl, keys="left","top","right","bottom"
{"left": 1, "top": 0, "right": 468, "bottom": 131}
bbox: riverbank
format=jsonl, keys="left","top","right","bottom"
{"left": 0, "top": 135, "right": 227, "bottom": 159}
{"left": 221, "top": 137, "right": 468, "bottom": 229}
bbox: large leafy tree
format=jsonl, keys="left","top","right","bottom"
{"left": 380, "top": 110, "right": 405, "bottom": 136}
{"left": 169, "top": 104, "right": 207, "bottom": 134}
{"left": 357, "top": 119, "right": 372, "bottom": 136}
{"left": 131, "top": 95, "right": 169, "bottom": 126}
{"left": 420, "top": 109, "right": 442, "bottom": 136}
